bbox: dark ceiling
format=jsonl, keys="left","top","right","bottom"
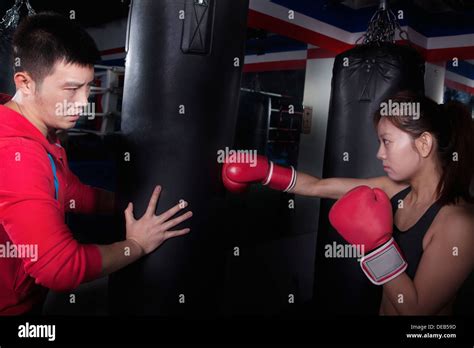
{"left": 0, "top": 0, "right": 130, "bottom": 28}
{"left": 2, "top": 0, "right": 474, "bottom": 30}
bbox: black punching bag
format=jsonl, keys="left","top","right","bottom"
{"left": 314, "top": 42, "right": 425, "bottom": 315}
{"left": 0, "top": 12, "right": 17, "bottom": 95}
{"left": 0, "top": 0, "right": 35, "bottom": 95}
{"left": 0, "top": 32, "right": 15, "bottom": 95}
{"left": 109, "top": 0, "right": 249, "bottom": 316}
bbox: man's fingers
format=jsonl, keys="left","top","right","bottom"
{"left": 124, "top": 202, "right": 136, "bottom": 222}
{"left": 145, "top": 185, "right": 162, "bottom": 217}
{"left": 164, "top": 228, "right": 191, "bottom": 240}
{"left": 156, "top": 200, "right": 188, "bottom": 223}
{"left": 160, "top": 211, "right": 193, "bottom": 231}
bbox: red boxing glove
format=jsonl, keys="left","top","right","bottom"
{"left": 222, "top": 154, "right": 297, "bottom": 193}
{"left": 329, "top": 185, "right": 407, "bottom": 285}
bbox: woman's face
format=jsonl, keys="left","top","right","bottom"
{"left": 376, "top": 117, "right": 423, "bottom": 182}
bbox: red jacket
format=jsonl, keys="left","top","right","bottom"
{"left": 0, "top": 101, "right": 102, "bottom": 315}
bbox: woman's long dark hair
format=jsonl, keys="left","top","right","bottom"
{"left": 374, "top": 90, "right": 474, "bottom": 206}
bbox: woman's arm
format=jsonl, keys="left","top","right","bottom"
{"left": 288, "top": 172, "right": 406, "bottom": 200}
{"left": 222, "top": 155, "right": 408, "bottom": 199}
{"left": 381, "top": 209, "right": 474, "bottom": 315}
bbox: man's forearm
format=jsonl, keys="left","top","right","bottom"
{"left": 96, "top": 239, "right": 144, "bottom": 276}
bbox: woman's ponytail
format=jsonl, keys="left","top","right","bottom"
{"left": 436, "top": 101, "right": 474, "bottom": 205}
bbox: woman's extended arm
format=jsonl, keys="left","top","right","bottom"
{"left": 288, "top": 171, "right": 405, "bottom": 200}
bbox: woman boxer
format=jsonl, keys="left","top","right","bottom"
{"left": 222, "top": 90, "right": 474, "bottom": 315}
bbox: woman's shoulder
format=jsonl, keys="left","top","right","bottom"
{"left": 432, "top": 201, "right": 474, "bottom": 242}
{"left": 438, "top": 201, "right": 474, "bottom": 220}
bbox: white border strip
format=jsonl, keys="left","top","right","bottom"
{"left": 245, "top": 50, "right": 307, "bottom": 64}
{"left": 445, "top": 70, "right": 474, "bottom": 88}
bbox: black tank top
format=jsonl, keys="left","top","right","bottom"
{"left": 390, "top": 187, "right": 443, "bottom": 279}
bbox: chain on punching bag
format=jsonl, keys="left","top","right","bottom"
{"left": 314, "top": 0, "right": 425, "bottom": 315}
{"left": 357, "top": 0, "right": 408, "bottom": 44}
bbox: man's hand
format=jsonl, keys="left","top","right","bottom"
{"left": 97, "top": 185, "right": 192, "bottom": 276}
{"left": 125, "top": 185, "right": 192, "bottom": 255}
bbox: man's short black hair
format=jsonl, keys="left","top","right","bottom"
{"left": 13, "top": 12, "right": 101, "bottom": 84}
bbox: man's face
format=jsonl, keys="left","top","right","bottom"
{"left": 376, "top": 117, "right": 422, "bottom": 182}
{"left": 32, "top": 60, "right": 94, "bottom": 132}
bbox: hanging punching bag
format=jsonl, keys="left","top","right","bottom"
{"left": 0, "top": 30, "right": 15, "bottom": 95}
{"left": 313, "top": 4, "right": 425, "bottom": 315}
{"left": 109, "top": 0, "right": 249, "bottom": 317}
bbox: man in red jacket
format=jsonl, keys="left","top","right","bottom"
{"left": 0, "top": 12, "right": 193, "bottom": 315}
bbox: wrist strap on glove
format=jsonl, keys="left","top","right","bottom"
{"left": 360, "top": 237, "right": 407, "bottom": 285}
{"left": 263, "top": 161, "right": 297, "bottom": 192}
